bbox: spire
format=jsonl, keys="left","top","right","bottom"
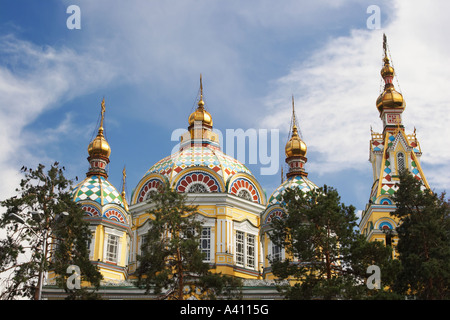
{"left": 285, "top": 96, "right": 306, "bottom": 157}
{"left": 292, "top": 95, "right": 296, "bottom": 127}
{"left": 285, "top": 96, "right": 308, "bottom": 178}
{"left": 87, "top": 98, "right": 111, "bottom": 178}
{"left": 188, "top": 74, "right": 213, "bottom": 128}
{"left": 381, "top": 34, "right": 394, "bottom": 87}
{"left": 121, "top": 166, "right": 129, "bottom": 211}
{"left": 199, "top": 73, "right": 204, "bottom": 107}
{"left": 376, "top": 34, "right": 405, "bottom": 115}
{"left": 182, "top": 74, "right": 220, "bottom": 151}
{"left": 290, "top": 95, "right": 302, "bottom": 139}
{"left": 121, "top": 166, "right": 126, "bottom": 195}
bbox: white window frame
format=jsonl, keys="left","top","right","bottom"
{"left": 106, "top": 234, "right": 119, "bottom": 263}
{"left": 270, "top": 240, "right": 284, "bottom": 262}
{"left": 246, "top": 233, "right": 255, "bottom": 269}
{"left": 235, "top": 230, "right": 245, "bottom": 266}
{"left": 199, "top": 227, "right": 211, "bottom": 262}
{"left": 234, "top": 221, "right": 259, "bottom": 270}
{"left": 103, "top": 228, "right": 123, "bottom": 265}
{"left": 88, "top": 226, "right": 96, "bottom": 260}
{"left": 194, "top": 216, "right": 215, "bottom": 263}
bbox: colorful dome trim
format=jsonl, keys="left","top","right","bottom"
{"left": 140, "top": 145, "right": 253, "bottom": 190}
{"left": 72, "top": 175, "right": 125, "bottom": 209}
{"left": 262, "top": 207, "right": 285, "bottom": 225}
{"left": 80, "top": 202, "right": 129, "bottom": 225}
{"left": 267, "top": 175, "right": 318, "bottom": 206}
{"left": 134, "top": 176, "right": 165, "bottom": 204}
{"left": 228, "top": 177, "right": 263, "bottom": 204}
{"left": 103, "top": 207, "right": 128, "bottom": 224}
{"left": 174, "top": 170, "right": 222, "bottom": 193}
{"left": 82, "top": 203, "right": 101, "bottom": 217}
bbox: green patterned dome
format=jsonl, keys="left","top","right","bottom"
{"left": 267, "top": 175, "right": 318, "bottom": 206}
{"left": 72, "top": 175, "right": 125, "bottom": 208}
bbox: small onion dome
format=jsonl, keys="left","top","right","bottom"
{"left": 188, "top": 99, "right": 213, "bottom": 127}
{"left": 380, "top": 56, "right": 394, "bottom": 78}
{"left": 285, "top": 125, "right": 307, "bottom": 158}
{"left": 88, "top": 127, "right": 111, "bottom": 158}
{"left": 376, "top": 56, "right": 405, "bottom": 112}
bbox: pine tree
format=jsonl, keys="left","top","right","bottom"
{"left": 269, "top": 185, "right": 393, "bottom": 299}
{"left": 136, "top": 184, "right": 242, "bottom": 300}
{"left": 0, "top": 163, "right": 102, "bottom": 300}
{"left": 391, "top": 170, "right": 450, "bottom": 299}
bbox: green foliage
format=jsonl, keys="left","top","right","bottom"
{"left": 269, "top": 185, "right": 393, "bottom": 299}
{"left": 136, "top": 184, "right": 242, "bottom": 300}
{"left": 0, "top": 163, "right": 102, "bottom": 300}
{"left": 391, "top": 170, "right": 450, "bottom": 299}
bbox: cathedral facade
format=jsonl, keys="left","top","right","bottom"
{"left": 43, "top": 36, "right": 429, "bottom": 299}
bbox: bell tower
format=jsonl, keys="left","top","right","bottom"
{"left": 359, "top": 35, "right": 430, "bottom": 255}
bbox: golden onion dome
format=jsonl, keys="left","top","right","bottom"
{"left": 285, "top": 125, "right": 307, "bottom": 158}
{"left": 188, "top": 98, "right": 213, "bottom": 127}
{"left": 88, "top": 127, "right": 111, "bottom": 158}
{"left": 376, "top": 56, "right": 405, "bottom": 112}
{"left": 380, "top": 56, "right": 394, "bottom": 78}
{"left": 376, "top": 88, "right": 405, "bottom": 112}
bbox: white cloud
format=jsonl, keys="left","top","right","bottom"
{"left": 2, "top": 0, "right": 449, "bottom": 203}
{"left": 258, "top": 0, "right": 450, "bottom": 192}
{"left": 0, "top": 34, "right": 118, "bottom": 201}
{"left": 59, "top": 0, "right": 374, "bottom": 126}
{"left": 259, "top": 29, "right": 381, "bottom": 172}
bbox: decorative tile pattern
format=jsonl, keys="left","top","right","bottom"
{"left": 378, "top": 221, "right": 394, "bottom": 230}
{"left": 268, "top": 175, "right": 318, "bottom": 206}
{"left": 374, "top": 131, "right": 427, "bottom": 200}
{"left": 143, "top": 145, "right": 253, "bottom": 187}
{"left": 73, "top": 175, "right": 125, "bottom": 208}
{"left": 410, "top": 154, "right": 423, "bottom": 182}
{"left": 137, "top": 178, "right": 164, "bottom": 203}
{"left": 104, "top": 208, "right": 127, "bottom": 224}
{"left": 82, "top": 204, "right": 101, "bottom": 217}
{"left": 229, "top": 178, "right": 261, "bottom": 203}
{"left": 380, "top": 157, "right": 397, "bottom": 195}
{"left": 264, "top": 208, "right": 284, "bottom": 224}
{"left": 371, "top": 139, "right": 384, "bottom": 152}
{"left": 387, "top": 134, "right": 395, "bottom": 148}
{"left": 175, "top": 171, "right": 221, "bottom": 193}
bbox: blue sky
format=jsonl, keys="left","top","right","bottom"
{"left": 1, "top": 0, "right": 449, "bottom": 218}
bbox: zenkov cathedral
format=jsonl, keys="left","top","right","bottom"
{"left": 43, "top": 36, "right": 431, "bottom": 299}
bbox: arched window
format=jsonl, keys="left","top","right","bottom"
{"left": 397, "top": 152, "right": 406, "bottom": 173}
{"left": 379, "top": 221, "right": 393, "bottom": 230}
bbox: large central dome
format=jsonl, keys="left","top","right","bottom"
{"left": 130, "top": 76, "right": 265, "bottom": 206}
{"left": 144, "top": 145, "right": 253, "bottom": 187}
